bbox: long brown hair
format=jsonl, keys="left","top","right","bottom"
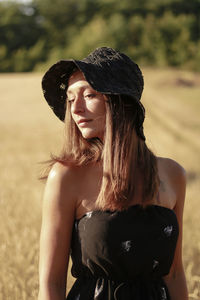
{"left": 42, "top": 94, "right": 159, "bottom": 210}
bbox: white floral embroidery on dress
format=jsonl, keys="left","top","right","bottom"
{"left": 86, "top": 212, "right": 93, "bottom": 218}
{"left": 94, "top": 279, "right": 104, "bottom": 298}
{"left": 161, "top": 286, "right": 167, "bottom": 299}
{"left": 164, "top": 225, "right": 173, "bottom": 237}
{"left": 153, "top": 259, "right": 159, "bottom": 269}
{"left": 121, "top": 240, "right": 133, "bottom": 252}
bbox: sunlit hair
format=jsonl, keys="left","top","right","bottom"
{"left": 96, "top": 95, "right": 159, "bottom": 210}
{"left": 41, "top": 93, "right": 159, "bottom": 210}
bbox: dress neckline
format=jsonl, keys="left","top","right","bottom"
{"left": 75, "top": 204, "right": 176, "bottom": 223}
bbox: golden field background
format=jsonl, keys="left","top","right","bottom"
{"left": 0, "top": 69, "right": 200, "bottom": 299}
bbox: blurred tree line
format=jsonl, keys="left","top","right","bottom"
{"left": 0, "top": 0, "right": 200, "bottom": 72}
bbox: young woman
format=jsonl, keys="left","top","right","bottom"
{"left": 38, "top": 47, "right": 188, "bottom": 300}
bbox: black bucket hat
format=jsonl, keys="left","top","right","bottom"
{"left": 42, "top": 47, "right": 145, "bottom": 140}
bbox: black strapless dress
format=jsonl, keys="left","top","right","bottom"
{"left": 66, "top": 205, "right": 179, "bottom": 300}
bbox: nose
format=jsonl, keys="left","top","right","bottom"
{"left": 70, "top": 96, "right": 85, "bottom": 114}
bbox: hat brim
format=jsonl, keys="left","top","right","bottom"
{"left": 42, "top": 59, "right": 145, "bottom": 123}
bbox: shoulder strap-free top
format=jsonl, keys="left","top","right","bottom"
{"left": 67, "top": 205, "right": 179, "bottom": 300}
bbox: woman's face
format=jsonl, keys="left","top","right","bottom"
{"left": 67, "top": 70, "right": 106, "bottom": 140}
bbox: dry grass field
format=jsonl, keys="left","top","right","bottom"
{"left": 0, "top": 68, "right": 200, "bottom": 299}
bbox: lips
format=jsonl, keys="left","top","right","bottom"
{"left": 77, "top": 119, "right": 92, "bottom": 125}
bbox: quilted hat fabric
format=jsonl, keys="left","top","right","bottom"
{"left": 42, "top": 47, "right": 145, "bottom": 140}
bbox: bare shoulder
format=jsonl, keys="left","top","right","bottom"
{"left": 48, "top": 161, "right": 76, "bottom": 181}
{"left": 157, "top": 156, "right": 186, "bottom": 180}
{"left": 43, "top": 162, "right": 80, "bottom": 216}
{"left": 157, "top": 156, "right": 187, "bottom": 208}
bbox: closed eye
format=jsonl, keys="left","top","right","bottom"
{"left": 85, "top": 93, "right": 96, "bottom": 99}
{"left": 67, "top": 97, "right": 75, "bottom": 103}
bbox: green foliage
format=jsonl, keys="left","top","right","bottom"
{"left": 0, "top": 0, "right": 200, "bottom": 72}
{"left": 0, "top": 1, "right": 47, "bottom": 71}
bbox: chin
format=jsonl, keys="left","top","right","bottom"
{"left": 82, "top": 133, "right": 97, "bottom": 139}
{"left": 81, "top": 129, "right": 101, "bottom": 140}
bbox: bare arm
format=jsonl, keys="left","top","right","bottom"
{"left": 164, "top": 162, "right": 188, "bottom": 300}
{"left": 38, "top": 163, "right": 77, "bottom": 300}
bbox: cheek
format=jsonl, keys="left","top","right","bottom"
{"left": 89, "top": 101, "right": 106, "bottom": 116}
{"left": 70, "top": 106, "right": 76, "bottom": 121}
